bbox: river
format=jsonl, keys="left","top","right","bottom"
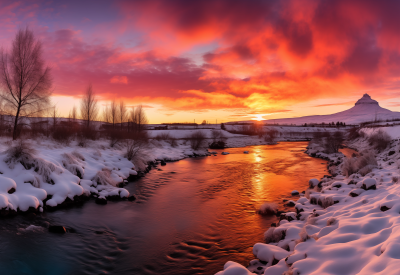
{"left": 0, "top": 142, "right": 330, "bottom": 275}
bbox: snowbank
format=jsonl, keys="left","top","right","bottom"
{"left": 217, "top": 127, "right": 400, "bottom": 275}
{"left": 0, "top": 139, "right": 138, "bottom": 215}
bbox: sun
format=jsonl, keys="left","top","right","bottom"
{"left": 254, "top": 114, "right": 264, "bottom": 121}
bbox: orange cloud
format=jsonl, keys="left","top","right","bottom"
{"left": 110, "top": 76, "right": 128, "bottom": 84}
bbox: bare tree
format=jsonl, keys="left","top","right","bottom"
{"left": 130, "top": 104, "right": 148, "bottom": 132}
{"left": 102, "top": 99, "right": 118, "bottom": 128}
{"left": 102, "top": 104, "right": 111, "bottom": 124}
{"left": 51, "top": 105, "right": 59, "bottom": 130}
{"left": 71, "top": 105, "right": 77, "bottom": 121}
{"left": 79, "top": 84, "right": 98, "bottom": 129}
{"left": 0, "top": 27, "right": 52, "bottom": 140}
{"left": 119, "top": 100, "right": 127, "bottom": 131}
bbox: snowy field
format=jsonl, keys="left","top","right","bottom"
{"left": 217, "top": 126, "right": 400, "bottom": 275}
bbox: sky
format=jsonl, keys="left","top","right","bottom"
{"left": 2, "top": 0, "right": 400, "bottom": 123}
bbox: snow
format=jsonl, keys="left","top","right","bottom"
{"left": 147, "top": 129, "right": 244, "bottom": 139}
{"left": 0, "top": 138, "right": 137, "bottom": 213}
{"left": 216, "top": 124, "right": 400, "bottom": 275}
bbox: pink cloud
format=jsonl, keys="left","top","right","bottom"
{"left": 110, "top": 76, "right": 128, "bottom": 84}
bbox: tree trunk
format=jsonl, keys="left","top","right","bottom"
{"left": 12, "top": 106, "right": 21, "bottom": 140}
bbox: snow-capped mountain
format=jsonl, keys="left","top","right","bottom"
{"left": 264, "top": 94, "right": 400, "bottom": 125}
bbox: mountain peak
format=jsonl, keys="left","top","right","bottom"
{"left": 355, "top": 94, "right": 379, "bottom": 106}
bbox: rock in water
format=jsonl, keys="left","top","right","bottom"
{"left": 95, "top": 197, "right": 107, "bottom": 205}
{"left": 128, "top": 195, "right": 136, "bottom": 201}
{"left": 291, "top": 190, "right": 300, "bottom": 196}
{"left": 49, "top": 225, "right": 66, "bottom": 234}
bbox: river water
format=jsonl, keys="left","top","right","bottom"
{"left": 0, "top": 142, "right": 330, "bottom": 275}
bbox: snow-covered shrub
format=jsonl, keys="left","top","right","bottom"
{"left": 327, "top": 217, "right": 337, "bottom": 226}
{"left": 310, "top": 195, "right": 334, "bottom": 209}
{"left": 257, "top": 202, "right": 278, "bottom": 215}
{"left": 33, "top": 158, "right": 61, "bottom": 184}
{"left": 71, "top": 150, "right": 85, "bottom": 161}
{"left": 392, "top": 176, "right": 399, "bottom": 183}
{"left": 368, "top": 129, "right": 391, "bottom": 150}
{"left": 264, "top": 227, "right": 286, "bottom": 243}
{"left": 186, "top": 130, "right": 206, "bottom": 150}
{"left": 92, "top": 168, "right": 117, "bottom": 186}
{"left": 296, "top": 227, "right": 311, "bottom": 244}
{"left": 62, "top": 153, "right": 84, "bottom": 178}
{"left": 4, "top": 141, "right": 36, "bottom": 169}
{"left": 342, "top": 151, "right": 377, "bottom": 177}
{"left": 125, "top": 138, "right": 147, "bottom": 161}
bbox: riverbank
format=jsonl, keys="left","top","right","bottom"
{"left": 0, "top": 130, "right": 292, "bottom": 217}
{"left": 0, "top": 142, "right": 328, "bottom": 275}
{"left": 217, "top": 127, "right": 400, "bottom": 275}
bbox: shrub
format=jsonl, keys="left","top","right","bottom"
{"left": 125, "top": 138, "right": 147, "bottom": 161}
{"left": 154, "top": 132, "right": 177, "bottom": 147}
{"left": 92, "top": 168, "right": 118, "bottom": 187}
{"left": 256, "top": 202, "right": 278, "bottom": 215}
{"left": 4, "top": 140, "right": 36, "bottom": 169}
{"left": 211, "top": 130, "right": 226, "bottom": 142}
{"left": 368, "top": 129, "right": 391, "bottom": 150}
{"left": 342, "top": 151, "right": 378, "bottom": 177}
{"left": 312, "top": 131, "right": 323, "bottom": 141}
{"left": 393, "top": 176, "right": 399, "bottom": 183}
{"left": 264, "top": 227, "right": 286, "bottom": 243}
{"left": 264, "top": 129, "right": 279, "bottom": 143}
{"left": 209, "top": 140, "right": 226, "bottom": 149}
{"left": 52, "top": 126, "right": 74, "bottom": 144}
{"left": 347, "top": 127, "right": 361, "bottom": 140}
{"left": 186, "top": 130, "right": 206, "bottom": 150}
{"left": 324, "top": 131, "right": 344, "bottom": 153}
{"left": 107, "top": 129, "right": 124, "bottom": 147}
{"left": 5, "top": 141, "right": 62, "bottom": 184}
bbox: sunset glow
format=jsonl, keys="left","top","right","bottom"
{"left": 3, "top": 0, "right": 400, "bottom": 123}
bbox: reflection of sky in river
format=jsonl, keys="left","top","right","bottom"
{"left": 0, "top": 142, "right": 341, "bottom": 275}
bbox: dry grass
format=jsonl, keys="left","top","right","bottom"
{"left": 368, "top": 129, "right": 391, "bottom": 150}
{"left": 342, "top": 151, "right": 378, "bottom": 177}
{"left": 186, "top": 130, "right": 206, "bottom": 150}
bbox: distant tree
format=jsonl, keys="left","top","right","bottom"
{"left": 51, "top": 105, "right": 59, "bottom": 130}
{"left": 69, "top": 105, "right": 77, "bottom": 123}
{"left": 304, "top": 123, "right": 308, "bottom": 127}
{"left": 201, "top": 120, "right": 206, "bottom": 125}
{"left": 80, "top": 84, "right": 98, "bottom": 129}
{"left": 0, "top": 27, "right": 52, "bottom": 140}
{"left": 221, "top": 123, "right": 226, "bottom": 130}
{"left": 130, "top": 104, "right": 148, "bottom": 132}
{"left": 118, "top": 100, "right": 127, "bottom": 130}
{"left": 103, "top": 99, "right": 118, "bottom": 128}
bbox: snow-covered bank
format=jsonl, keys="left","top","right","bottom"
{"left": 216, "top": 126, "right": 400, "bottom": 275}
{"left": 0, "top": 129, "right": 281, "bottom": 216}
{"left": 0, "top": 138, "right": 139, "bottom": 216}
